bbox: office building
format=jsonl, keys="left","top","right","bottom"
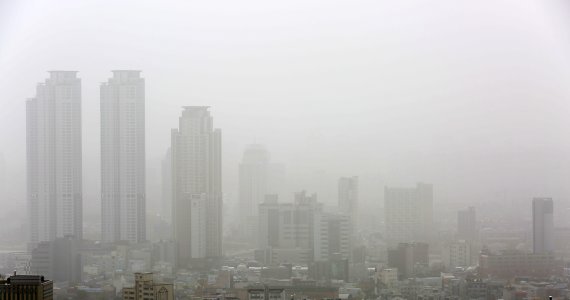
{"left": 338, "top": 176, "right": 358, "bottom": 231}
{"left": 532, "top": 197, "right": 554, "bottom": 254}
{"left": 239, "top": 144, "right": 270, "bottom": 240}
{"left": 479, "top": 249, "right": 561, "bottom": 279}
{"left": 387, "top": 242, "right": 429, "bottom": 279}
{"left": 313, "top": 213, "right": 351, "bottom": 261}
{"left": 172, "top": 107, "right": 222, "bottom": 266}
{"left": 457, "top": 207, "right": 477, "bottom": 241}
{"left": 122, "top": 272, "right": 173, "bottom": 300}
{"left": 100, "top": 70, "right": 146, "bottom": 243}
{"left": 443, "top": 240, "right": 472, "bottom": 270}
{"left": 27, "top": 71, "right": 83, "bottom": 245}
{"left": 0, "top": 274, "right": 53, "bottom": 300}
{"left": 384, "top": 183, "right": 433, "bottom": 245}
{"left": 258, "top": 192, "right": 322, "bottom": 264}
{"left": 161, "top": 148, "right": 172, "bottom": 223}
{"left": 30, "top": 236, "right": 82, "bottom": 284}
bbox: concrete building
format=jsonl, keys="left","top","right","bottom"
{"left": 479, "top": 249, "right": 561, "bottom": 279}
{"left": 443, "top": 240, "right": 472, "bottom": 270}
{"left": 457, "top": 207, "right": 477, "bottom": 241}
{"left": 239, "top": 144, "right": 270, "bottom": 240}
{"left": 313, "top": 212, "right": 351, "bottom": 261}
{"left": 387, "top": 242, "right": 429, "bottom": 279}
{"left": 172, "top": 107, "right": 222, "bottom": 267}
{"left": 338, "top": 176, "right": 358, "bottom": 232}
{"left": 122, "top": 272, "right": 173, "bottom": 300}
{"left": 378, "top": 268, "right": 399, "bottom": 288}
{"left": 27, "top": 71, "right": 83, "bottom": 245}
{"left": 30, "top": 236, "right": 82, "bottom": 284}
{"left": 161, "top": 148, "right": 172, "bottom": 224}
{"left": 0, "top": 275, "right": 53, "bottom": 300}
{"left": 258, "top": 192, "right": 322, "bottom": 264}
{"left": 101, "top": 70, "right": 146, "bottom": 244}
{"left": 532, "top": 197, "right": 554, "bottom": 254}
{"left": 384, "top": 183, "right": 433, "bottom": 246}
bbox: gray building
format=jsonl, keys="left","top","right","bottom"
{"left": 313, "top": 212, "right": 351, "bottom": 261}
{"left": 384, "top": 183, "right": 433, "bottom": 246}
{"left": 258, "top": 192, "right": 323, "bottom": 265}
{"left": 30, "top": 236, "right": 82, "bottom": 284}
{"left": 338, "top": 176, "right": 358, "bottom": 232}
{"left": 161, "top": 147, "right": 172, "bottom": 224}
{"left": 532, "top": 197, "right": 554, "bottom": 254}
{"left": 100, "top": 70, "right": 146, "bottom": 244}
{"left": 239, "top": 144, "right": 270, "bottom": 240}
{"left": 172, "top": 106, "right": 222, "bottom": 267}
{"left": 27, "top": 71, "right": 83, "bottom": 246}
{"left": 457, "top": 206, "right": 477, "bottom": 241}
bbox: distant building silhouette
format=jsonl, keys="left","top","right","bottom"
{"left": 30, "top": 236, "right": 82, "bottom": 284}
{"left": 161, "top": 147, "right": 172, "bottom": 224}
{"left": 100, "top": 70, "right": 146, "bottom": 244}
{"left": 384, "top": 183, "right": 433, "bottom": 246}
{"left": 457, "top": 206, "right": 477, "bottom": 241}
{"left": 257, "top": 192, "right": 322, "bottom": 265}
{"left": 27, "top": 71, "right": 83, "bottom": 246}
{"left": 532, "top": 197, "right": 554, "bottom": 254}
{"left": 313, "top": 212, "right": 351, "bottom": 261}
{"left": 0, "top": 274, "right": 53, "bottom": 300}
{"left": 239, "top": 144, "right": 270, "bottom": 240}
{"left": 122, "top": 272, "right": 173, "bottom": 300}
{"left": 387, "top": 242, "right": 429, "bottom": 279}
{"left": 338, "top": 176, "right": 358, "bottom": 232}
{"left": 172, "top": 107, "right": 222, "bottom": 267}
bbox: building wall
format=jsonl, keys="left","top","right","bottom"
{"left": 101, "top": 70, "right": 146, "bottom": 243}
{"left": 172, "top": 107, "right": 222, "bottom": 267}
{"left": 27, "top": 71, "right": 83, "bottom": 245}
{"left": 384, "top": 183, "right": 433, "bottom": 246}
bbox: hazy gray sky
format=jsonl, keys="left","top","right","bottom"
{"left": 1, "top": 0, "right": 570, "bottom": 226}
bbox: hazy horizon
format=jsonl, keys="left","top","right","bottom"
{"left": 2, "top": 0, "right": 570, "bottom": 241}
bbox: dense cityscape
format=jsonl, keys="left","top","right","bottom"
{"left": 2, "top": 1, "right": 570, "bottom": 300}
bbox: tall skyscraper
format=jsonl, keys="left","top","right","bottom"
{"left": 457, "top": 207, "right": 477, "bottom": 241}
{"left": 161, "top": 147, "right": 172, "bottom": 223}
{"left": 239, "top": 144, "right": 270, "bottom": 239}
{"left": 27, "top": 71, "right": 83, "bottom": 245}
{"left": 100, "top": 70, "right": 146, "bottom": 243}
{"left": 532, "top": 197, "right": 554, "bottom": 254}
{"left": 172, "top": 107, "right": 222, "bottom": 266}
{"left": 338, "top": 176, "right": 358, "bottom": 231}
{"left": 384, "top": 183, "right": 433, "bottom": 246}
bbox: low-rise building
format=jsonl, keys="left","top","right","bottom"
{"left": 0, "top": 274, "right": 53, "bottom": 300}
{"left": 122, "top": 272, "right": 174, "bottom": 300}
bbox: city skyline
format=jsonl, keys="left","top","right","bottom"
{"left": 1, "top": 1, "right": 570, "bottom": 298}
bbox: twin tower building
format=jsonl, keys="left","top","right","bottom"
{"left": 26, "top": 71, "right": 222, "bottom": 265}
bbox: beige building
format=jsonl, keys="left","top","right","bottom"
{"left": 122, "top": 273, "right": 173, "bottom": 300}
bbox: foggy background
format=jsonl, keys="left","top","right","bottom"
{"left": 1, "top": 0, "right": 570, "bottom": 242}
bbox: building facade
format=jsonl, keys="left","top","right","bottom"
{"left": 0, "top": 275, "right": 53, "bottom": 300}
{"left": 457, "top": 207, "right": 477, "bottom": 241}
{"left": 172, "top": 107, "right": 222, "bottom": 266}
{"left": 100, "top": 70, "right": 146, "bottom": 243}
{"left": 338, "top": 176, "right": 358, "bottom": 232}
{"left": 313, "top": 213, "right": 351, "bottom": 261}
{"left": 258, "top": 192, "right": 322, "bottom": 265}
{"left": 443, "top": 240, "right": 472, "bottom": 270}
{"left": 239, "top": 144, "right": 270, "bottom": 240}
{"left": 532, "top": 197, "right": 554, "bottom": 254}
{"left": 384, "top": 183, "right": 433, "bottom": 246}
{"left": 122, "top": 272, "right": 173, "bottom": 300}
{"left": 27, "top": 71, "right": 83, "bottom": 245}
